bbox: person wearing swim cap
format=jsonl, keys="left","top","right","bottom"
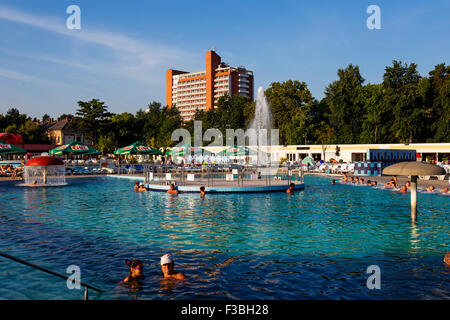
{"left": 160, "top": 254, "right": 186, "bottom": 280}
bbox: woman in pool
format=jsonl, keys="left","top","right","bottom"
{"left": 167, "top": 183, "right": 179, "bottom": 195}
{"left": 426, "top": 185, "right": 436, "bottom": 192}
{"left": 123, "top": 259, "right": 145, "bottom": 283}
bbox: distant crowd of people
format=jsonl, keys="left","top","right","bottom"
{"left": 134, "top": 181, "right": 299, "bottom": 195}
{"left": 337, "top": 173, "right": 449, "bottom": 194}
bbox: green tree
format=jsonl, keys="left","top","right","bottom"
{"left": 323, "top": 64, "right": 365, "bottom": 144}
{"left": 265, "top": 80, "right": 315, "bottom": 144}
{"left": 382, "top": 60, "right": 423, "bottom": 143}
{"left": 97, "top": 134, "right": 118, "bottom": 154}
{"left": 359, "top": 84, "right": 389, "bottom": 143}
{"left": 76, "top": 99, "right": 114, "bottom": 144}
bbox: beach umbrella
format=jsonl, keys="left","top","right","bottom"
{"left": 0, "top": 133, "right": 23, "bottom": 145}
{"left": 0, "top": 139, "right": 27, "bottom": 154}
{"left": 48, "top": 141, "right": 101, "bottom": 155}
{"left": 114, "top": 141, "right": 161, "bottom": 155}
{"left": 383, "top": 162, "right": 445, "bottom": 222}
{"left": 166, "top": 144, "right": 210, "bottom": 156}
{"left": 217, "top": 145, "right": 256, "bottom": 156}
{"left": 301, "top": 156, "right": 315, "bottom": 166}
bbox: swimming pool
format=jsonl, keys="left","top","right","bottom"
{"left": 0, "top": 176, "right": 448, "bottom": 299}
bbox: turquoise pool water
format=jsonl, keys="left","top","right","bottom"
{"left": 0, "top": 176, "right": 448, "bottom": 299}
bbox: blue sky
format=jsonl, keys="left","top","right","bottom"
{"left": 0, "top": 0, "right": 449, "bottom": 118}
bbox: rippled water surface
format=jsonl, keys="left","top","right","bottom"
{"left": 0, "top": 176, "right": 449, "bottom": 299}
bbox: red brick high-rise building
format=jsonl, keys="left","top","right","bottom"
{"left": 166, "top": 50, "right": 254, "bottom": 121}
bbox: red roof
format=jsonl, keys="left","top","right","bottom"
{"left": 25, "top": 156, "right": 64, "bottom": 167}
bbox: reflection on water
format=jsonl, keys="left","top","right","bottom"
{"left": 0, "top": 176, "right": 448, "bottom": 299}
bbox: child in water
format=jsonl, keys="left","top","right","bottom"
{"left": 123, "top": 259, "right": 145, "bottom": 283}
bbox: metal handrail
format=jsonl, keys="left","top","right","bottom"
{"left": 0, "top": 252, "right": 104, "bottom": 298}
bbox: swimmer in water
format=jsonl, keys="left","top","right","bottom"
{"left": 444, "top": 252, "right": 450, "bottom": 266}
{"left": 399, "top": 185, "right": 407, "bottom": 193}
{"left": 331, "top": 179, "right": 335, "bottom": 185}
{"left": 123, "top": 259, "right": 145, "bottom": 283}
{"left": 426, "top": 185, "right": 435, "bottom": 192}
{"left": 134, "top": 181, "right": 140, "bottom": 191}
{"left": 200, "top": 186, "right": 206, "bottom": 196}
{"left": 160, "top": 254, "right": 186, "bottom": 280}
{"left": 167, "top": 183, "right": 179, "bottom": 195}
{"left": 286, "top": 183, "right": 295, "bottom": 193}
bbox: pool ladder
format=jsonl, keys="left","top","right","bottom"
{"left": 0, "top": 252, "right": 104, "bottom": 300}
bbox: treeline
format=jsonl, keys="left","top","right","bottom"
{"left": 1, "top": 60, "right": 448, "bottom": 151}
{"left": 0, "top": 108, "right": 50, "bottom": 143}
{"left": 190, "top": 60, "right": 449, "bottom": 145}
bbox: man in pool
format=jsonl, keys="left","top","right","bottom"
{"left": 160, "top": 254, "right": 186, "bottom": 280}
{"left": 427, "top": 185, "right": 436, "bottom": 192}
{"left": 366, "top": 180, "right": 372, "bottom": 186}
{"left": 137, "top": 183, "right": 147, "bottom": 192}
{"left": 134, "top": 181, "right": 140, "bottom": 191}
{"left": 286, "top": 183, "right": 295, "bottom": 193}
{"left": 405, "top": 181, "right": 411, "bottom": 190}
{"left": 200, "top": 186, "right": 206, "bottom": 196}
{"left": 371, "top": 181, "right": 378, "bottom": 187}
{"left": 440, "top": 187, "right": 449, "bottom": 193}
{"left": 167, "top": 183, "right": 179, "bottom": 195}
{"left": 399, "top": 185, "right": 407, "bottom": 193}
{"left": 331, "top": 179, "right": 335, "bottom": 185}
{"left": 342, "top": 173, "right": 348, "bottom": 182}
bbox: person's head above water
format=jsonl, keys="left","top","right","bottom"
{"left": 160, "top": 254, "right": 186, "bottom": 280}
{"left": 125, "top": 259, "right": 144, "bottom": 279}
{"left": 170, "top": 184, "right": 175, "bottom": 190}
{"left": 331, "top": 179, "right": 335, "bottom": 185}
{"left": 444, "top": 252, "right": 450, "bottom": 266}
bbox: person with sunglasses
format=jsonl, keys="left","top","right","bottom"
{"left": 123, "top": 259, "right": 145, "bottom": 283}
